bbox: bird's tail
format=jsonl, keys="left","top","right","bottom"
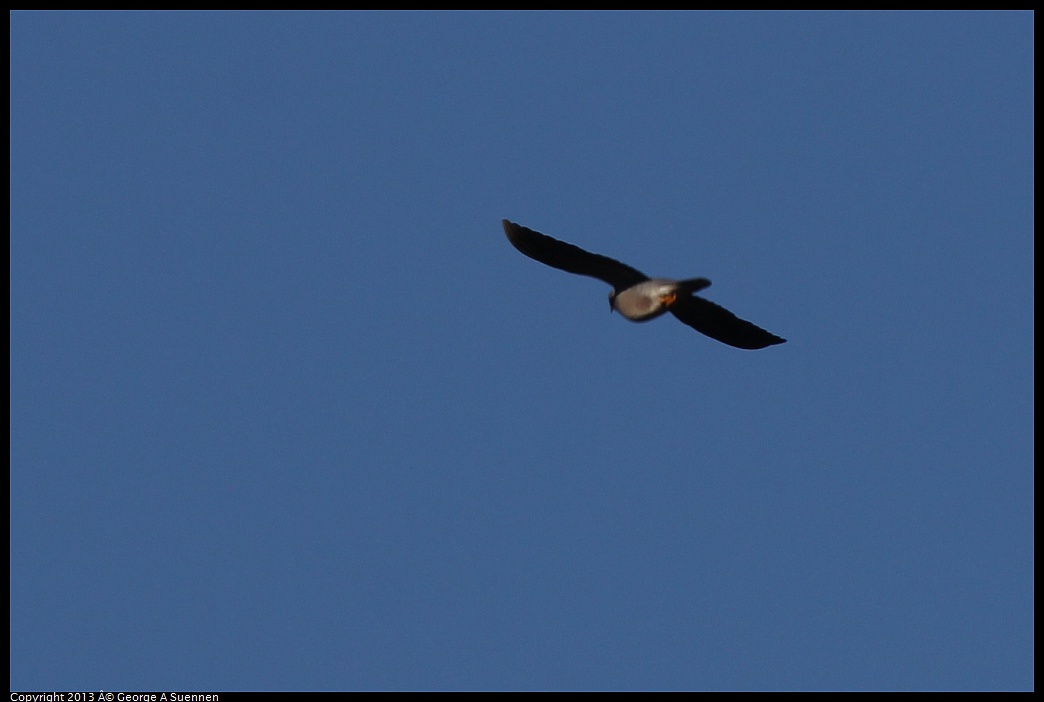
{"left": 678, "top": 277, "right": 712, "bottom": 295}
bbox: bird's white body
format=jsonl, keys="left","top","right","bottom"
{"left": 611, "top": 280, "right": 689, "bottom": 321}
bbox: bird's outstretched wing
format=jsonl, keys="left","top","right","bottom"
{"left": 669, "top": 295, "right": 786, "bottom": 350}
{"left": 503, "top": 220, "right": 649, "bottom": 292}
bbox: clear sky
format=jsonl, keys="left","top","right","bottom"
{"left": 10, "top": 11, "right": 1033, "bottom": 692}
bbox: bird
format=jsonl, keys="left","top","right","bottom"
{"left": 503, "top": 219, "right": 785, "bottom": 350}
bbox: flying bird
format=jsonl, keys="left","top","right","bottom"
{"left": 503, "top": 219, "right": 785, "bottom": 350}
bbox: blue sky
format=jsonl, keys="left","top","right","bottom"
{"left": 10, "top": 11, "right": 1033, "bottom": 691}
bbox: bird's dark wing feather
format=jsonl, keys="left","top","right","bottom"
{"left": 670, "top": 295, "right": 786, "bottom": 350}
{"left": 503, "top": 220, "right": 649, "bottom": 291}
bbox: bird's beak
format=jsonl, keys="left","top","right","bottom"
{"left": 659, "top": 293, "right": 678, "bottom": 307}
